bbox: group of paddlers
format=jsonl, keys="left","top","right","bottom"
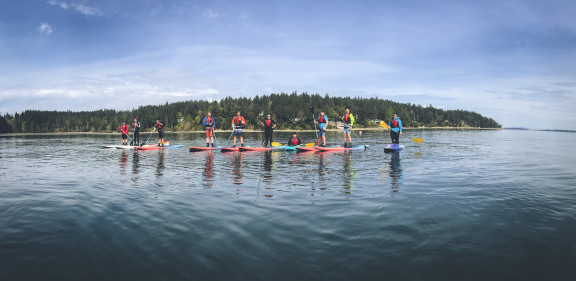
{"left": 119, "top": 108, "right": 403, "bottom": 147}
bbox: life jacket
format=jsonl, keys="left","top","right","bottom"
{"left": 390, "top": 118, "right": 399, "bottom": 128}
{"left": 156, "top": 122, "right": 163, "bottom": 129}
{"left": 233, "top": 116, "right": 244, "bottom": 128}
{"left": 343, "top": 114, "right": 350, "bottom": 124}
{"left": 289, "top": 137, "right": 299, "bottom": 146}
{"left": 265, "top": 119, "right": 272, "bottom": 127}
{"left": 318, "top": 116, "right": 326, "bottom": 123}
{"left": 132, "top": 122, "right": 140, "bottom": 130}
{"left": 206, "top": 116, "right": 213, "bottom": 125}
{"left": 119, "top": 125, "right": 129, "bottom": 134}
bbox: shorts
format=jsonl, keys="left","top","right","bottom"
{"left": 158, "top": 129, "right": 165, "bottom": 139}
{"left": 205, "top": 128, "right": 213, "bottom": 137}
{"left": 233, "top": 130, "right": 243, "bottom": 137}
{"left": 343, "top": 127, "right": 351, "bottom": 135}
{"left": 319, "top": 128, "right": 326, "bottom": 136}
{"left": 122, "top": 134, "right": 128, "bottom": 140}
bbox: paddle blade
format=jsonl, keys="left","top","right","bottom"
{"left": 412, "top": 138, "right": 424, "bottom": 144}
{"left": 305, "top": 143, "right": 315, "bottom": 147}
{"left": 271, "top": 142, "right": 281, "bottom": 147}
{"left": 379, "top": 121, "right": 389, "bottom": 129}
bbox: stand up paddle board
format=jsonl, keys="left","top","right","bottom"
{"left": 189, "top": 146, "right": 220, "bottom": 152}
{"left": 134, "top": 145, "right": 183, "bottom": 150}
{"left": 220, "top": 147, "right": 240, "bottom": 152}
{"left": 384, "top": 144, "right": 404, "bottom": 153}
{"left": 239, "top": 146, "right": 272, "bottom": 152}
{"left": 315, "top": 145, "right": 368, "bottom": 152}
{"left": 285, "top": 145, "right": 300, "bottom": 151}
{"left": 295, "top": 146, "right": 316, "bottom": 152}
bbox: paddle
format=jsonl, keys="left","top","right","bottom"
{"left": 310, "top": 105, "right": 319, "bottom": 146}
{"left": 305, "top": 142, "right": 315, "bottom": 147}
{"left": 212, "top": 127, "right": 220, "bottom": 147}
{"left": 271, "top": 142, "right": 281, "bottom": 147}
{"left": 141, "top": 127, "right": 156, "bottom": 146}
{"left": 380, "top": 121, "right": 423, "bottom": 143}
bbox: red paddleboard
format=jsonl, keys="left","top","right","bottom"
{"left": 220, "top": 147, "right": 240, "bottom": 152}
{"left": 295, "top": 146, "right": 316, "bottom": 152}
{"left": 189, "top": 146, "right": 218, "bottom": 152}
{"left": 239, "top": 147, "right": 272, "bottom": 152}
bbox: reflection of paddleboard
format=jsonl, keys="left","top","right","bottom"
{"left": 239, "top": 146, "right": 272, "bottom": 152}
{"left": 134, "top": 145, "right": 183, "bottom": 150}
{"left": 101, "top": 144, "right": 158, "bottom": 149}
{"left": 384, "top": 144, "right": 404, "bottom": 153}
{"left": 220, "top": 147, "right": 240, "bottom": 152}
{"left": 189, "top": 146, "right": 220, "bottom": 152}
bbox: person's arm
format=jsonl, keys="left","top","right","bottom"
{"left": 202, "top": 117, "right": 207, "bottom": 126}
{"left": 297, "top": 138, "right": 302, "bottom": 145}
{"left": 398, "top": 119, "right": 402, "bottom": 132}
{"left": 272, "top": 120, "right": 277, "bottom": 128}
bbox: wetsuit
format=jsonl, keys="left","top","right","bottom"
{"left": 287, "top": 137, "right": 302, "bottom": 146}
{"left": 262, "top": 119, "right": 277, "bottom": 147}
{"left": 132, "top": 121, "right": 140, "bottom": 145}
{"left": 389, "top": 117, "right": 402, "bottom": 144}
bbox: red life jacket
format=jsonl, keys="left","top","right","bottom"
{"left": 206, "top": 116, "right": 213, "bottom": 125}
{"left": 156, "top": 123, "right": 163, "bottom": 129}
{"left": 343, "top": 114, "right": 350, "bottom": 123}
{"left": 391, "top": 118, "right": 399, "bottom": 128}
{"left": 265, "top": 119, "right": 272, "bottom": 127}
{"left": 318, "top": 116, "right": 326, "bottom": 123}
{"left": 233, "top": 116, "right": 244, "bottom": 127}
{"left": 290, "top": 138, "right": 299, "bottom": 146}
{"left": 119, "top": 125, "right": 129, "bottom": 134}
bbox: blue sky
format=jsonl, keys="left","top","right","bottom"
{"left": 1, "top": 0, "right": 575, "bottom": 130}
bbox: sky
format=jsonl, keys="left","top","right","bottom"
{"left": 1, "top": 0, "right": 575, "bottom": 130}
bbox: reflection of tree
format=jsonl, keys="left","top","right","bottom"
{"left": 202, "top": 150, "right": 214, "bottom": 189}
{"left": 342, "top": 151, "right": 355, "bottom": 194}
{"left": 389, "top": 152, "right": 402, "bottom": 193}
{"left": 231, "top": 152, "right": 243, "bottom": 185}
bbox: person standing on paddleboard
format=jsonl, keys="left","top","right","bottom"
{"left": 119, "top": 121, "right": 130, "bottom": 145}
{"left": 203, "top": 112, "right": 216, "bottom": 147}
{"left": 260, "top": 114, "right": 277, "bottom": 147}
{"left": 155, "top": 119, "right": 165, "bottom": 146}
{"left": 314, "top": 110, "right": 328, "bottom": 147}
{"left": 132, "top": 118, "right": 140, "bottom": 146}
{"left": 340, "top": 107, "right": 355, "bottom": 147}
{"left": 388, "top": 113, "right": 402, "bottom": 144}
{"left": 286, "top": 132, "right": 302, "bottom": 147}
{"left": 231, "top": 110, "right": 245, "bottom": 147}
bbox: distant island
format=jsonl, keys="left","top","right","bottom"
{"left": 0, "top": 92, "right": 501, "bottom": 133}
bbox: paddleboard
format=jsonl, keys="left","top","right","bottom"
{"left": 220, "top": 147, "right": 240, "bottom": 152}
{"left": 134, "top": 145, "right": 183, "bottom": 150}
{"left": 384, "top": 144, "right": 404, "bottom": 153}
{"left": 189, "top": 146, "right": 220, "bottom": 152}
{"left": 295, "top": 146, "right": 316, "bottom": 152}
{"left": 239, "top": 146, "right": 272, "bottom": 152}
{"left": 285, "top": 145, "right": 300, "bottom": 151}
{"left": 101, "top": 144, "right": 158, "bottom": 149}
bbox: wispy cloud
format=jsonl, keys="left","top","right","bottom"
{"left": 37, "top": 23, "right": 53, "bottom": 35}
{"left": 47, "top": 0, "right": 102, "bottom": 16}
{"left": 203, "top": 8, "right": 219, "bottom": 20}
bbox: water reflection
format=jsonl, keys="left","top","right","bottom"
{"left": 342, "top": 151, "right": 355, "bottom": 194}
{"left": 389, "top": 152, "right": 402, "bottom": 194}
{"left": 316, "top": 152, "right": 328, "bottom": 191}
{"left": 119, "top": 150, "right": 128, "bottom": 177}
{"left": 132, "top": 151, "right": 141, "bottom": 183}
{"left": 202, "top": 151, "right": 214, "bottom": 189}
{"left": 230, "top": 152, "right": 243, "bottom": 186}
{"left": 155, "top": 150, "right": 165, "bottom": 182}
{"left": 261, "top": 151, "right": 275, "bottom": 197}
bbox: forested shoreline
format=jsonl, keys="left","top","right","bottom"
{"left": 0, "top": 92, "right": 501, "bottom": 133}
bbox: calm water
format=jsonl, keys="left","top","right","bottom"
{"left": 1, "top": 130, "right": 575, "bottom": 281}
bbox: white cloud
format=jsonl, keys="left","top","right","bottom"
{"left": 37, "top": 23, "right": 53, "bottom": 35}
{"left": 47, "top": 1, "right": 102, "bottom": 16}
{"left": 203, "top": 9, "right": 219, "bottom": 19}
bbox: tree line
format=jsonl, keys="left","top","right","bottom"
{"left": 0, "top": 92, "right": 501, "bottom": 134}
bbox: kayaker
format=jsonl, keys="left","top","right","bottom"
{"left": 119, "top": 121, "right": 130, "bottom": 145}
{"left": 314, "top": 110, "right": 328, "bottom": 147}
{"left": 155, "top": 119, "right": 165, "bottom": 146}
{"left": 286, "top": 132, "right": 302, "bottom": 146}
{"left": 203, "top": 112, "right": 216, "bottom": 147}
{"left": 388, "top": 113, "right": 402, "bottom": 144}
{"left": 231, "top": 110, "right": 245, "bottom": 147}
{"left": 131, "top": 118, "right": 140, "bottom": 146}
{"left": 260, "top": 114, "right": 277, "bottom": 147}
{"left": 339, "top": 107, "right": 354, "bottom": 147}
